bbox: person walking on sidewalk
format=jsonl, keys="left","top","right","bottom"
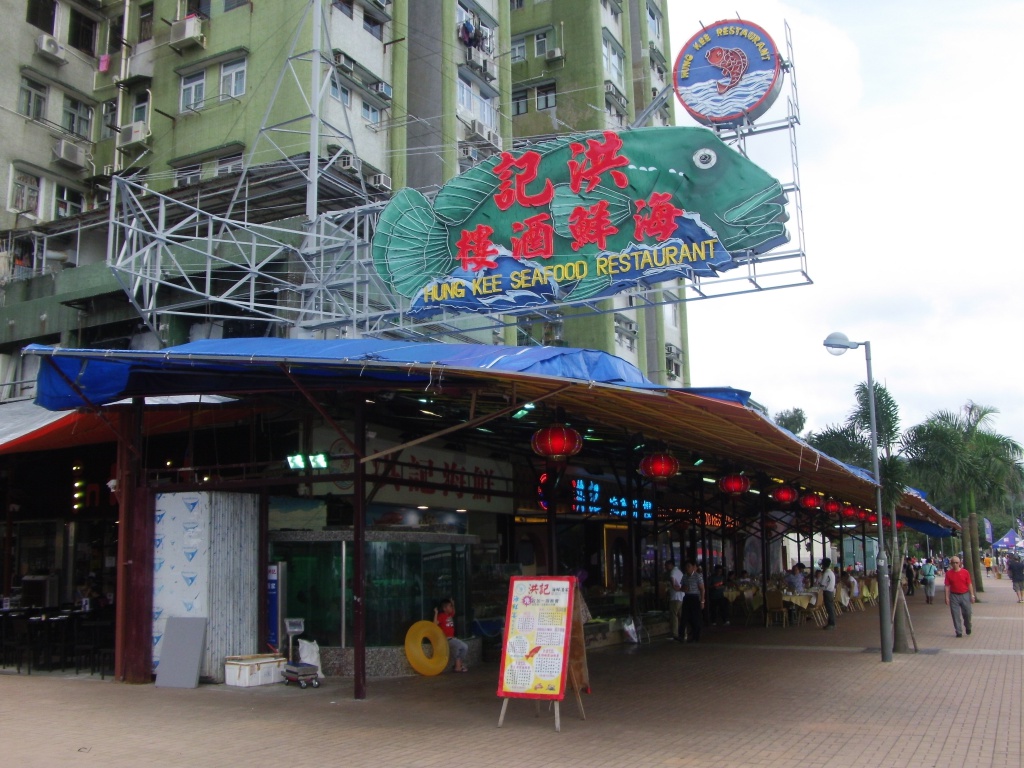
{"left": 665, "top": 560, "right": 685, "bottom": 641}
{"left": 816, "top": 558, "right": 837, "bottom": 630}
{"left": 919, "top": 558, "right": 938, "bottom": 604}
{"left": 680, "top": 560, "right": 705, "bottom": 643}
{"left": 944, "top": 557, "right": 975, "bottom": 637}
{"left": 1007, "top": 554, "right": 1024, "bottom": 603}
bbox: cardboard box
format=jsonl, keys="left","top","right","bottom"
{"left": 224, "top": 654, "right": 287, "bottom": 687}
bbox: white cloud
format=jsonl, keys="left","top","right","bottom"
{"left": 667, "top": 1, "right": 1024, "bottom": 445}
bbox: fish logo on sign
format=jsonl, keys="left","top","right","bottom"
{"left": 674, "top": 19, "right": 784, "bottom": 127}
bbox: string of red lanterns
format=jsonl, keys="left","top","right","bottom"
{"left": 769, "top": 485, "right": 799, "bottom": 505}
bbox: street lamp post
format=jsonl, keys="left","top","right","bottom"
{"left": 824, "top": 332, "right": 894, "bottom": 663}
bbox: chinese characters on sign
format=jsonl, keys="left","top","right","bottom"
{"left": 497, "top": 576, "right": 576, "bottom": 700}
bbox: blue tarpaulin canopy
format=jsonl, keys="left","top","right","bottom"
{"left": 993, "top": 530, "right": 1021, "bottom": 549}
{"left": 22, "top": 338, "right": 953, "bottom": 529}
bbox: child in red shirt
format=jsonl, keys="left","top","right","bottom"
{"left": 435, "top": 598, "right": 468, "bottom": 672}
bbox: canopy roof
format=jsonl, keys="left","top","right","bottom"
{"left": 23, "top": 339, "right": 956, "bottom": 531}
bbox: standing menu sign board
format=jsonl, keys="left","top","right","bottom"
{"left": 497, "top": 575, "right": 575, "bottom": 699}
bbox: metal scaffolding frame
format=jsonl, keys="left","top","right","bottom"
{"left": 106, "top": 10, "right": 811, "bottom": 345}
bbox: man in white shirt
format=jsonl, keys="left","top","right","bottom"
{"left": 816, "top": 557, "right": 837, "bottom": 630}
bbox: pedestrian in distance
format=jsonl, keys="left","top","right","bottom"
{"left": 919, "top": 557, "right": 938, "bottom": 604}
{"left": 816, "top": 557, "right": 837, "bottom": 630}
{"left": 664, "top": 559, "right": 685, "bottom": 641}
{"left": 944, "top": 557, "right": 975, "bottom": 637}
{"left": 1007, "top": 554, "right": 1024, "bottom": 603}
{"left": 679, "top": 559, "right": 705, "bottom": 643}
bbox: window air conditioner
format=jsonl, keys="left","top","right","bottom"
{"left": 370, "top": 173, "right": 392, "bottom": 192}
{"left": 117, "top": 121, "right": 150, "bottom": 149}
{"left": 170, "top": 17, "right": 205, "bottom": 49}
{"left": 486, "top": 129, "right": 501, "bottom": 149}
{"left": 52, "top": 139, "right": 86, "bottom": 170}
{"left": 336, "top": 153, "right": 362, "bottom": 173}
{"left": 371, "top": 81, "right": 393, "bottom": 100}
{"left": 35, "top": 33, "right": 67, "bottom": 64}
{"left": 470, "top": 119, "right": 487, "bottom": 140}
{"left": 465, "top": 48, "right": 482, "bottom": 69}
{"left": 335, "top": 52, "right": 355, "bottom": 73}
{"left": 545, "top": 47, "right": 563, "bottom": 61}
{"left": 459, "top": 145, "right": 479, "bottom": 161}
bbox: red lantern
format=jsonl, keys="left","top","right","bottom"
{"left": 531, "top": 424, "right": 582, "bottom": 462}
{"left": 718, "top": 474, "right": 751, "bottom": 495}
{"left": 822, "top": 498, "right": 842, "bottom": 516}
{"left": 868, "top": 513, "right": 878, "bottom": 524}
{"left": 798, "top": 493, "right": 821, "bottom": 510}
{"left": 842, "top": 504, "right": 857, "bottom": 518}
{"left": 769, "top": 485, "right": 799, "bottom": 505}
{"left": 896, "top": 520, "right": 904, "bottom": 530}
{"left": 639, "top": 452, "right": 680, "bottom": 480}
{"left": 856, "top": 509, "right": 868, "bottom": 522}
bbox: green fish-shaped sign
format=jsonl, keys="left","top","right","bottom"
{"left": 371, "top": 126, "right": 788, "bottom": 316}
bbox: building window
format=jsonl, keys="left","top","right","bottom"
{"left": 458, "top": 78, "right": 473, "bottom": 114}
{"left": 604, "top": 39, "right": 625, "bottom": 87}
{"left": 534, "top": 32, "right": 548, "bottom": 58}
{"left": 510, "top": 39, "right": 525, "bottom": 62}
{"left": 175, "top": 165, "right": 202, "bottom": 188}
{"left": 138, "top": 3, "right": 154, "bottom": 42}
{"left": 63, "top": 97, "right": 94, "bottom": 140}
{"left": 108, "top": 15, "right": 124, "bottom": 53}
{"left": 225, "top": 0, "right": 248, "bottom": 11}
{"left": 18, "top": 77, "right": 47, "bottom": 121}
{"left": 26, "top": 0, "right": 56, "bottom": 34}
{"left": 216, "top": 155, "right": 243, "bottom": 176}
{"left": 12, "top": 173, "right": 40, "bottom": 214}
{"left": 512, "top": 90, "right": 527, "bottom": 116}
{"left": 220, "top": 58, "right": 247, "bottom": 100}
{"left": 68, "top": 9, "right": 98, "bottom": 56}
{"left": 330, "top": 79, "right": 350, "bottom": 105}
{"left": 101, "top": 100, "right": 117, "bottom": 139}
{"left": 647, "top": 4, "right": 661, "bottom": 40}
{"left": 536, "top": 83, "right": 556, "bottom": 110}
{"left": 332, "top": 0, "right": 353, "bottom": 17}
{"left": 510, "top": 0, "right": 524, "bottom": 10}
{"left": 181, "top": 72, "right": 205, "bottom": 112}
{"left": 132, "top": 91, "right": 149, "bottom": 124}
{"left": 361, "top": 102, "right": 381, "bottom": 125}
{"left": 55, "top": 185, "right": 85, "bottom": 219}
{"left": 363, "top": 16, "right": 383, "bottom": 41}
{"left": 187, "top": 0, "right": 211, "bottom": 17}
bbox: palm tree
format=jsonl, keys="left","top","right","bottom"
{"left": 902, "top": 402, "right": 1024, "bottom": 593}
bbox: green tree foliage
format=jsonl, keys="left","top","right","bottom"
{"left": 773, "top": 407, "right": 807, "bottom": 436}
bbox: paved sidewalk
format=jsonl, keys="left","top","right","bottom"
{"left": 2, "top": 581, "right": 1021, "bottom": 768}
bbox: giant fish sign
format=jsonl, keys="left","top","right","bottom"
{"left": 371, "top": 126, "right": 788, "bottom": 316}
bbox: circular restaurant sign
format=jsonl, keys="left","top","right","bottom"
{"left": 673, "top": 19, "right": 784, "bottom": 127}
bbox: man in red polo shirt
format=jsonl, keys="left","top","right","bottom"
{"left": 944, "top": 556, "right": 976, "bottom": 637}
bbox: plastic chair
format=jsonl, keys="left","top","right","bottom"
{"left": 765, "top": 590, "right": 788, "bottom": 628}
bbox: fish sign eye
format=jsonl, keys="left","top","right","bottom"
{"left": 693, "top": 149, "right": 717, "bottom": 169}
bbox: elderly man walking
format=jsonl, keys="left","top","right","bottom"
{"left": 944, "top": 556, "right": 976, "bottom": 637}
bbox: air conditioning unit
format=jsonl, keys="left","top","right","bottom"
{"left": 465, "top": 48, "right": 482, "bottom": 69}
{"left": 336, "top": 153, "right": 362, "bottom": 173}
{"left": 485, "top": 129, "right": 501, "bottom": 149}
{"left": 459, "top": 145, "right": 479, "bottom": 162}
{"left": 335, "top": 52, "right": 355, "bottom": 74}
{"left": 169, "top": 17, "right": 205, "bottom": 49}
{"left": 52, "top": 139, "right": 86, "bottom": 170}
{"left": 35, "top": 33, "right": 67, "bottom": 64}
{"left": 545, "top": 47, "right": 563, "bottom": 61}
{"left": 665, "top": 343, "right": 681, "bottom": 356}
{"left": 605, "top": 82, "right": 615, "bottom": 94}
{"left": 117, "top": 121, "right": 150, "bottom": 149}
{"left": 470, "top": 119, "right": 487, "bottom": 140}
{"left": 481, "top": 59, "right": 496, "bottom": 81}
{"left": 371, "top": 81, "right": 393, "bottom": 100}
{"left": 102, "top": 164, "right": 114, "bottom": 176}
{"left": 369, "top": 173, "right": 392, "bottom": 192}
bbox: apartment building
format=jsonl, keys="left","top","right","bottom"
{"left": 1, "top": 0, "right": 685, "bottom": 400}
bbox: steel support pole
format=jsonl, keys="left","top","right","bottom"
{"left": 864, "top": 342, "right": 893, "bottom": 662}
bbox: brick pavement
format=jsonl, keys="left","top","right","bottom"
{"left": 2, "top": 579, "right": 1021, "bottom": 768}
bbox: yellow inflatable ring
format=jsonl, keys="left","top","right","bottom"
{"left": 404, "top": 620, "right": 450, "bottom": 676}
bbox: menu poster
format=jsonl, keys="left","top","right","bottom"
{"left": 497, "top": 576, "right": 576, "bottom": 700}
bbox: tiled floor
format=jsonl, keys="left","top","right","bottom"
{"left": 2, "top": 580, "right": 1021, "bottom": 767}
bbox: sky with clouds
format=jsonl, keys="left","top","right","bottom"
{"left": 665, "top": 1, "right": 1024, "bottom": 446}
